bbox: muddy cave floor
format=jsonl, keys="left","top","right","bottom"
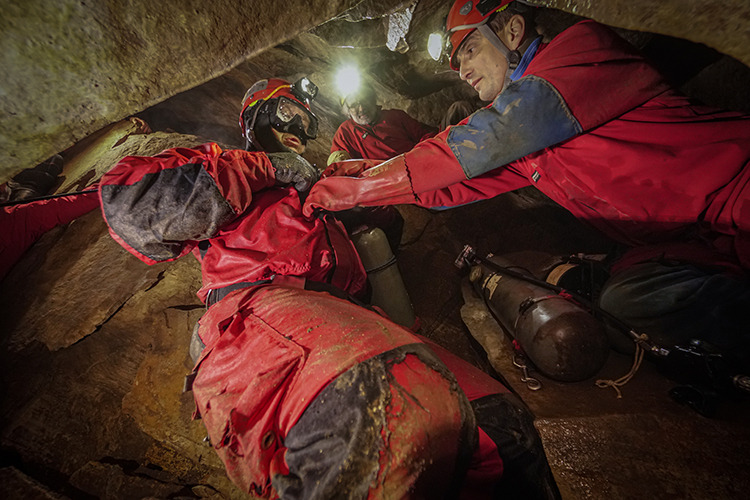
{"left": 394, "top": 194, "right": 750, "bottom": 499}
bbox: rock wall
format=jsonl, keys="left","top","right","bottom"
{"left": 2, "top": 0, "right": 749, "bottom": 182}
{"left": 0, "top": 0, "right": 405, "bottom": 182}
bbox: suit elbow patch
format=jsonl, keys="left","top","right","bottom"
{"left": 101, "top": 163, "right": 235, "bottom": 262}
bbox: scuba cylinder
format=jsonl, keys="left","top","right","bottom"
{"left": 350, "top": 226, "right": 417, "bottom": 329}
{"left": 544, "top": 254, "right": 610, "bottom": 303}
{"left": 469, "top": 254, "right": 610, "bottom": 382}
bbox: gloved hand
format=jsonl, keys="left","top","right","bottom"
{"left": 303, "top": 155, "right": 416, "bottom": 217}
{"left": 326, "top": 150, "right": 352, "bottom": 165}
{"left": 304, "top": 138, "right": 469, "bottom": 217}
{"left": 321, "top": 158, "right": 381, "bottom": 178}
{"left": 266, "top": 152, "right": 320, "bottom": 192}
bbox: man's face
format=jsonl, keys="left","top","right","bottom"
{"left": 455, "top": 30, "right": 509, "bottom": 101}
{"left": 272, "top": 128, "right": 306, "bottom": 154}
{"left": 346, "top": 96, "right": 378, "bottom": 126}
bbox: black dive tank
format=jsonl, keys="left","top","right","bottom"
{"left": 470, "top": 255, "right": 610, "bottom": 382}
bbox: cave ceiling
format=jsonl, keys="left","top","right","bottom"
{"left": 2, "top": 0, "right": 750, "bottom": 182}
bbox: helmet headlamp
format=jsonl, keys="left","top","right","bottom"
{"left": 291, "top": 77, "right": 318, "bottom": 103}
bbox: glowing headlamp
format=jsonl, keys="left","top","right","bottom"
{"left": 335, "top": 65, "right": 362, "bottom": 103}
{"left": 428, "top": 32, "right": 449, "bottom": 62}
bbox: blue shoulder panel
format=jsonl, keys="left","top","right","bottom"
{"left": 447, "top": 76, "right": 582, "bottom": 179}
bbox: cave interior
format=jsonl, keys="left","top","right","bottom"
{"left": 1, "top": 0, "right": 750, "bottom": 498}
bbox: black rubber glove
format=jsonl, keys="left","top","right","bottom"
{"left": 267, "top": 152, "right": 320, "bottom": 192}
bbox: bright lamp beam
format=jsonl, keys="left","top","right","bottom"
{"left": 428, "top": 33, "right": 443, "bottom": 61}
{"left": 335, "top": 65, "right": 361, "bottom": 99}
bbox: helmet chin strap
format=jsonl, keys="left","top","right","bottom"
{"left": 477, "top": 23, "right": 521, "bottom": 92}
{"left": 243, "top": 102, "right": 263, "bottom": 151}
{"left": 477, "top": 23, "right": 521, "bottom": 68}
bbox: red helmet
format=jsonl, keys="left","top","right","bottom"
{"left": 239, "top": 77, "right": 319, "bottom": 150}
{"left": 446, "top": 0, "right": 515, "bottom": 70}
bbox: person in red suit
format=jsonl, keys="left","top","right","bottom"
{"left": 304, "top": 0, "right": 750, "bottom": 370}
{"left": 99, "top": 77, "right": 560, "bottom": 499}
{"left": 1, "top": 154, "right": 99, "bottom": 281}
{"left": 328, "top": 82, "right": 437, "bottom": 165}
{"left": 1, "top": 189, "right": 99, "bottom": 280}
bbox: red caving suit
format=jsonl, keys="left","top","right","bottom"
{"left": 331, "top": 108, "right": 437, "bottom": 161}
{"left": 401, "top": 21, "right": 750, "bottom": 272}
{"left": 1, "top": 190, "right": 100, "bottom": 280}
{"left": 98, "top": 143, "right": 551, "bottom": 499}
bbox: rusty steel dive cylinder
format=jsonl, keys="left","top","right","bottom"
{"left": 470, "top": 255, "right": 609, "bottom": 382}
{"left": 351, "top": 226, "right": 417, "bottom": 329}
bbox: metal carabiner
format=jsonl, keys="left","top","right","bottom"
{"left": 513, "top": 353, "right": 543, "bottom": 391}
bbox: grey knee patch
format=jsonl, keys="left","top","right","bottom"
{"left": 272, "top": 344, "right": 476, "bottom": 500}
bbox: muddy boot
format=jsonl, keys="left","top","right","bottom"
{"left": 472, "top": 392, "right": 562, "bottom": 500}
{"left": 7, "top": 154, "right": 64, "bottom": 201}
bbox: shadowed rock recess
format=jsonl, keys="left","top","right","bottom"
{"left": 1, "top": 0, "right": 749, "bottom": 498}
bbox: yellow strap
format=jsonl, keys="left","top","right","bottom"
{"left": 248, "top": 84, "right": 291, "bottom": 109}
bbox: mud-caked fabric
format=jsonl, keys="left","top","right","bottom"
{"left": 471, "top": 393, "right": 562, "bottom": 500}
{"left": 100, "top": 142, "right": 367, "bottom": 301}
{"left": 101, "top": 163, "right": 235, "bottom": 263}
{"left": 99, "top": 143, "right": 276, "bottom": 264}
{"left": 191, "top": 286, "right": 428, "bottom": 497}
{"left": 273, "top": 344, "right": 476, "bottom": 499}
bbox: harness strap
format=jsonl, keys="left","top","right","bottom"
{"left": 206, "top": 276, "right": 368, "bottom": 309}
{"left": 206, "top": 279, "right": 273, "bottom": 307}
